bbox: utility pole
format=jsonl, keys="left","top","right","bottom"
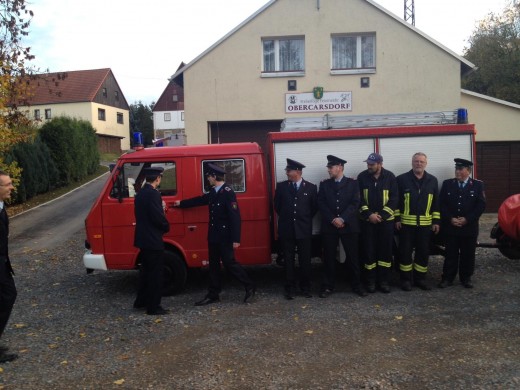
{"left": 404, "top": 0, "right": 415, "bottom": 26}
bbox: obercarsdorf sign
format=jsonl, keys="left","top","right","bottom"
{"left": 285, "top": 91, "right": 352, "bottom": 113}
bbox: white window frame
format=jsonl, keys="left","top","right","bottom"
{"left": 261, "top": 36, "right": 305, "bottom": 78}
{"left": 330, "top": 33, "right": 376, "bottom": 75}
{"left": 164, "top": 113, "right": 171, "bottom": 121}
{"left": 45, "top": 109, "right": 51, "bottom": 119}
{"left": 98, "top": 108, "right": 106, "bottom": 121}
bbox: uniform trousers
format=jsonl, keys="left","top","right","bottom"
{"left": 207, "top": 242, "right": 253, "bottom": 299}
{"left": 442, "top": 234, "right": 477, "bottom": 283}
{"left": 399, "top": 225, "right": 432, "bottom": 282}
{"left": 361, "top": 221, "right": 394, "bottom": 283}
{"left": 0, "top": 260, "right": 17, "bottom": 338}
{"left": 321, "top": 233, "right": 361, "bottom": 291}
{"left": 135, "top": 249, "right": 164, "bottom": 312}
{"left": 281, "top": 238, "right": 311, "bottom": 294}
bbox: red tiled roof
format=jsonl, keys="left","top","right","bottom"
{"left": 25, "top": 68, "right": 112, "bottom": 105}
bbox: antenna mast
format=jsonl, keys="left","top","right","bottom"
{"left": 404, "top": 0, "right": 415, "bottom": 26}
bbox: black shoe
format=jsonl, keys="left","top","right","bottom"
{"left": 284, "top": 292, "right": 294, "bottom": 300}
{"left": 319, "top": 289, "right": 333, "bottom": 298}
{"left": 133, "top": 301, "right": 145, "bottom": 309}
{"left": 401, "top": 281, "right": 412, "bottom": 291}
{"left": 301, "top": 291, "right": 313, "bottom": 298}
{"left": 195, "top": 296, "right": 220, "bottom": 306}
{"left": 414, "top": 280, "right": 432, "bottom": 291}
{"left": 378, "top": 282, "right": 391, "bottom": 294}
{"left": 0, "top": 352, "right": 17, "bottom": 363}
{"left": 366, "top": 282, "right": 376, "bottom": 293}
{"left": 146, "top": 306, "right": 169, "bottom": 315}
{"left": 462, "top": 279, "right": 474, "bottom": 289}
{"left": 0, "top": 345, "right": 8, "bottom": 354}
{"left": 353, "top": 287, "right": 368, "bottom": 297}
{"left": 437, "top": 280, "right": 453, "bottom": 289}
{"left": 244, "top": 286, "right": 256, "bottom": 303}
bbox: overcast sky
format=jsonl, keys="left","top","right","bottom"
{"left": 25, "top": 0, "right": 508, "bottom": 105}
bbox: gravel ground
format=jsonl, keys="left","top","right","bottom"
{"left": 1, "top": 214, "right": 519, "bottom": 389}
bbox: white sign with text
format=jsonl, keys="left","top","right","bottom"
{"left": 285, "top": 91, "right": 352, "bottom": 113}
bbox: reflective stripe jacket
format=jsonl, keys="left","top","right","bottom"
{"left": 395, "top": 170, "right": 440, "bottom": 227}
{"left": 357, "top": 168, "right": 398, "bottom": 221}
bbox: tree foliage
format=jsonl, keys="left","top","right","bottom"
{"left": 0, "top": 0, "right": 35, "bottom": 180}
{"left": 130, "top": 101, "right": 155, "bottom": 146}
{"left": 462, "top": 1, "right": 520, "bottom": 104}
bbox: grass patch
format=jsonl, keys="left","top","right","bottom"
{"left": 100, "top": 152, "right": 122, "bottom": 162}
{"left": 8, "top": 165, "right": 109, "bottom": 217}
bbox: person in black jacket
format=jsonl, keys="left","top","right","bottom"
{"left": 133, "top": 167, "right": 170, "bottom": 315}
{"left": 0, "top": 171, "right": 18, "bottom": 363}
{"left": 395, "top": 152, "right": 440, "bottom": 291}
{"left": 438, "top": 158, "right": 486, "bottom": 288}
{"left": 357, "top": 153, "right": 398, "bottom": 294}
{"left": 274, "top": 158, "right": 318, "bottom": 299}
{"left": 174, "top": 163, "right": 255, "bottom": 305}
{"left": 318, "top": 155, "right": 367, "bottom": 298}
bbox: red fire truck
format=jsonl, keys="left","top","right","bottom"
{"left": 84, "top": 117, "right": 482, "bottom": 294}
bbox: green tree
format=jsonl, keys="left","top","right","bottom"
{"left": 130, "top": 101, "right": 154, "bottom": 146}
{"left": 0, "top": 0, "right": 36, "bottom": 181}
{"left": 462, "top": 1, "right": 520, "bottom": 104}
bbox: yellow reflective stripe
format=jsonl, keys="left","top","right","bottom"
{"left": 378, "top": 261, "right": 392, "bottom": 268}
{"left": 383, "top": 206, "right": 394, "bottom": 216}
{"left": 363, "top": 188, "right": 369, "bottom": 205}
{"left": 365, "top": 263, "right": 377, "bottom": 270}
{"left": 414, "top": 263, "right": 428, "bottom": 273}
{"left": 400, "top": 264, "right": 413, "bottom": 272}
{"left": 394, "top": 209, "right": 401, "bottom": 217}
{"left": 432, "top": 211, "right": 440, "bottom": 220}
{"left": 403, "top": 192, "right": 410, "bottom": 216}
{"left": 401, "top": 215, "right": 434, "bottom": 226}
{"left": 425, "top": 194, "right": 433, "bottom": 216}
{"left": 383, "top": 189, "right": 389, "bottom": 206}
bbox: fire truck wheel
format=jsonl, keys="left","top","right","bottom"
{"left": 162, "top": 250, "right": 187, "bottom": 296}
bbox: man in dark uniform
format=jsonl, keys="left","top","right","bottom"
{"left": 133, "top": 167, "right": 170, "bottom": 315}
{"left": 395, "top": 152, "right": 440, "bottom": 291}
{"left": 438, "top": 158, "right": 486, "bottom": 288}
{"left": 174, "top": 163, "right": 255, "bottom": 305}
{"left": 274, "top": 158, "right": 318, "bottom": 299}
{"left": 0, "top": 170, "right": 18, "bottom": 363}
{"left": 357, "top": 153, "right": 398, "bottom": 293}
{"left": 318, "top": 155, "right": 367, "bottom": 298}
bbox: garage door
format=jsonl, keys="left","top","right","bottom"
{"left": 476, "top": 141, "right": 520, "bottom": 212}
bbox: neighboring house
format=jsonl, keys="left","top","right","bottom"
{"left": 153, "top": 63, "right": 186, "bottom": 146}
{"left": 20, "top": 68, "right": 130, "bottom": 153}
{"left": 165, "top": 0, "right": 520, "bottom": 210}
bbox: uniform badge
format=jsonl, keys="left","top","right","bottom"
{"left": 231, "top": 202, "right": 238, "bottom": 209}
{"left": 225, "top": 187, "right": 231, "bottom": 192}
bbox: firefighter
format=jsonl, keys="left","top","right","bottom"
{"left": 438, "top": 158, "right": 486, "bottom": 288}
{"left": 274, "top": 158, "right": 318, "bottom": 299}
{"left": 318, "top": 155, "right": 367, "bottom": 298}
{"left": 174, "top": 163, "right": 256, "bottom": 305}
{"left": 395, "top": 153, "right": 440, "bottom": 291}
{"left": 357, "top": 153, "right": 398, "bottom": 293}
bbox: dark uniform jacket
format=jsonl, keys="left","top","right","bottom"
{"left": 0, "top": 206, "right": 14, "bottom": 275}
{"left": 134, "top": 183, "right": 170, "bottom": 250}
{"left": 357, "top": 168, "right": 398, "bottom": 221}
{"left": 180, "top": 183, "right": 241, "bottom": 244}
{"left": 440, "top": 178, "right": 486, "bottom": 237}
{"left": 274, "top": 179, "right": 318, "bottom": 239}
{"left": 395, "top": 170, "right": 440, "bottom": 227}
{"left": 318, "top": 176, "right": 361, "bottom": 234}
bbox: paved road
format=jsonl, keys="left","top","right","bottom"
{"left": 8, "top": 172, "right": 109, "bottom": 256}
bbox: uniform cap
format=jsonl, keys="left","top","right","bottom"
{"left": 454, "top": 158, "right": 473, "bottom": 168}
{"left": 326, "top": 155, "right": 347, "bottom": 167}
{"left": 143, "top": 167, "right": 164, "bottom": 178}
{"left": 364, "top": 153, "right": 383, "bottom": 163}
{"left": 285, "top": 158, "right": 305, "bottom": 171}
{"left": 205, "top": 163, "right": 226, "bottom": 176}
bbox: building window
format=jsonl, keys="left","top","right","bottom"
{"left": 172, "top": 94, "right": 178, "bottom": 102}
{"left": 98, "top": 108, "right": 106, "bottom": 121}
{"left": 331, "top": 34, "right": 376, "bottom": 74}
{"left": 102, "top": 88, "right": 107, "bottom": 97}
{"left": 117, "top": 112, "right": 123, "bottom": 124}
{"left": 115, "top": 91, "right": 119, "bottom": 101}
{"left": 262, "top": 37, "right": 305, "bottom": 75}
{"left": 34, "top": 109, "right": 40, "bottom": 120}
{"left": 45, "top": 109, "right": 51, "bottom": 119}
{"left": 181, "top": 112, "right": 184, "bottom": 121}
{"left": 164, "top": 113, "right": 171, "bottom": 121}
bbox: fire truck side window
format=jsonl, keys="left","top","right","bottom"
{"left": 109, "top": 162, "right": 177, "bottom": 199}
{"left": 201, "top": 159, "right": 245, "bottom": 193}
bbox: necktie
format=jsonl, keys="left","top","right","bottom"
{"left": 293, "top": 182, "right": 298, "bottom": 191}
{"left": 459, "top": 181, "right": 464, "bottom": 189}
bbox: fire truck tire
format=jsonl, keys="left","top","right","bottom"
{"left": 162, "top": 250, "right": 187, "bottom": 296}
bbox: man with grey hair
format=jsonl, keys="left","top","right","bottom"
{"left": 395, "top": 153, "right": 440, "bottom": 291}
